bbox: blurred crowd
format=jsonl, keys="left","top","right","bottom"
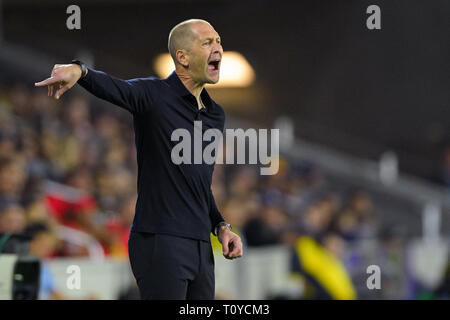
{"left": 0, "top": 83, "right": 136, "bottom": 260}
{"left": 0, "top": 83, "right": 448, "bottom": 300}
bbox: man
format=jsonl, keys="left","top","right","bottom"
{"left": 35, "top": 19, "right": 243, "bottom": 300}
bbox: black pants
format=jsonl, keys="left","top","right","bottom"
{"left": 128, "top": 231, "right": 215, "bottom": 300}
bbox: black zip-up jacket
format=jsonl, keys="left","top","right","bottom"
{"left": 78, "top": 69, "right": 225, "bottom": 241}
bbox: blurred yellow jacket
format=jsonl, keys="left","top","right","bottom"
{"left": 294, "top": 236, "right": 356, "bottom": 300}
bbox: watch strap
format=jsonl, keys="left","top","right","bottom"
{"left": 215, "top": 221, "right": 232, "bottom": 236}
{"left": 71, "top": 59, "right": 88, "bottom": 78}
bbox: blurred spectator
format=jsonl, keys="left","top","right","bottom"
{"left": 228, "top": 166, "right": 258, "bottom": 199}
{"left": 0, "top": 157, "right": 27, "bottom": 202}
{"left": 95, "top": 166, "right": 134, "bottom": 212}
{"left": 332, "top": 189, "right": 377, "bottom": 242}
{"left": 243, "top": 198, "right": 289, "bottom": 247}
{"left": 294, "top": 195, "right": 336, "bottom": 240}
{"left": 322, "top": 233, "right": 347, "bottom": 259}
{"left": 103, "top": 193, "right": 137, "bottom": 259}
{"left": 65, "top": 167, "right": 96, "bottom": 196}
{"left": 24, "top": 222, "right": 64, "bottom": 300}
{"left": 0, "top": 200, "right": 27, "bottom": 234}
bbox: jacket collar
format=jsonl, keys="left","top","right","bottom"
{"left": 165, "top": 71, "right": 214, "bottom": 109}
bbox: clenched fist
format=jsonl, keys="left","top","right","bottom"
{"left": 35, "top": 64, "right": 85, "bottom": 99}
{"left": 218, "top": 227, "right": 244, "bottom": 260}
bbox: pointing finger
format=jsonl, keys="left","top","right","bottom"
{"left": 35, "top": 76, "right": 59, "bottom": 87}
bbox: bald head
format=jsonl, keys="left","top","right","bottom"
{"left": 167, "top": 19, "right": 223, "bottom": 85}
{"left": 168, "top": 19, "right": 212, "bottom": 64}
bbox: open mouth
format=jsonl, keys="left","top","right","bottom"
{"left": 208, "top": 59, "right": 220, "bottom": 72}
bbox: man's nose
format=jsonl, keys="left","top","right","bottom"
{"left": 212, "top": 43, "right": 223, "bottom": 54}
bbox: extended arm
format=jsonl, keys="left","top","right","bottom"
{"left": 35, "top": 63, "right": 155, "bottom": 114}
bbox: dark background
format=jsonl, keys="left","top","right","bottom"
{"left": 2, "top": 0, "right": 449, "bottom": 183}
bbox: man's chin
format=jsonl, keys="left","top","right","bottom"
{"left": 207, "top": 76, "right": 220, "bottom": 85}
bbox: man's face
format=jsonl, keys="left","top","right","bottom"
{"left": 186, "top": 23, "right": 223, "bottom": 84}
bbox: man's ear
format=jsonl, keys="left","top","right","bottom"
{"left": 176, "top": 49, "right": 189, "bottom": 68}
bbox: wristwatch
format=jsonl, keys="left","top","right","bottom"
{"left": 71, "top": 60, "right": 88, "bottom": 78}
{"left": 215, "top": 222, "right": 232, "bottom": 236}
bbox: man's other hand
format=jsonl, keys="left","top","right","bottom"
{"left": 218, "top": 227, "right": 243, "bottom": 260}
{"left": 34, "top": 64, "right": 84, "bottom": 99}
